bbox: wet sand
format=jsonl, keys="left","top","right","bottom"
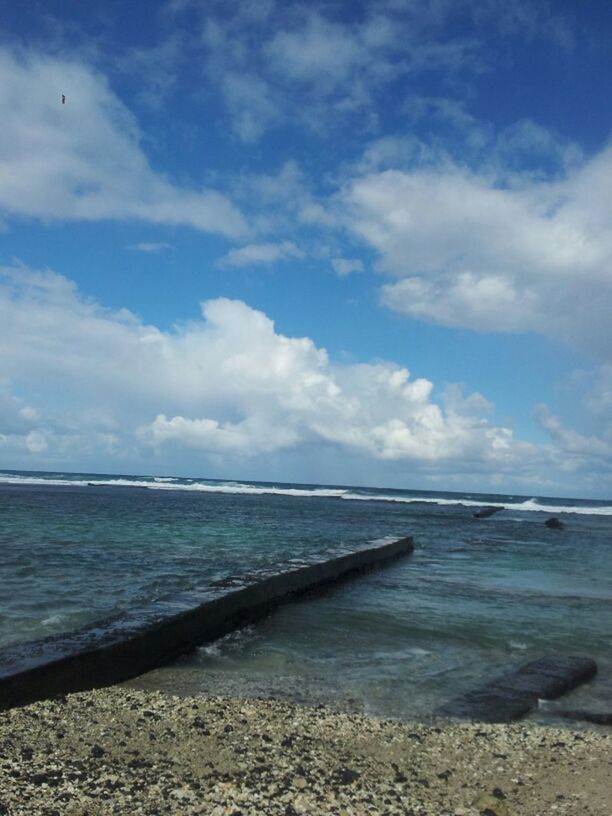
{"left": 0, "top": 687, "right": 610, "bottom": 815}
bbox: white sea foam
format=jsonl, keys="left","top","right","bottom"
{"left": 199, "top": 642, "right": 222, "bottom": 657}
{"left": 41, "top": 614, "right": 64, "bottom": 626}
{"left": 509, "top": 640, "right": 528, "bottom": 650}
{"left": 1, "top": 472, "right": 611, "bottom": 514}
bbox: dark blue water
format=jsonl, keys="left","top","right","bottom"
{"left": 1, "top": 469, "right": 611, "bottom": 723}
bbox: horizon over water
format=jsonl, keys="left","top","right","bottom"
{"left": 1, "top": 468, "right": 611, "bottom": 726}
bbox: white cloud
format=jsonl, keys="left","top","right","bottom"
{"left": 128, "top": 242, "right": 174, "bottom": 253}
{"left": 0, "top": 383, "right": 40, "bottom": 435}
{"left": 113, "top": 36, "right": 184, "bottom": 110}
{"left": 358, "top": 112, "right": 583, "bottom": 182}
{"left": 263, "top": 9, "right": 481, "bottom": 99}
{"left": 494, "top": 119, "right": 583, "bottom": 175}
{"left": 219, "top": 241, "right": 304, "bottom": 267}
{"left": 231, "top": 161, "right": 338, "bottom": 232}
{"left": 143, "top": 413, "right": 299, "bottom": 455}
{"left": 341, "top": 147, "right": 612, "bottom": 356}
{"left": 193, "top": 4, "right": 486, "bottom": 142}
{"left": 534, "top": 404, "right": 612, "bottom": 474}
{"left": 469, "top": 0, "right": 576, "bottom": 48}
{"left": 331, "top": 257, "right": 364, "bottom": 277}
{"left": 221, "top": 71, "right": 282, "bottom": 142}
{"left": 0, "top": 48, "right": 248, "bottom": 238}
{"left": 584, "top": 365, "right": 612, "bottom": 430}
{"left": 0, "top": 263, "right": 552, "bottom": 483}
{"left": 0, "top": 380, "right": 50, "bottom": 456}
{"left": 24, "top": 430, "right": 48, "bottom": 454}
{"left": 265, "top": 15, "right": 367, "bottom": 86}
{"left": 443, "top": 383, "right": 494, "bottom": 417}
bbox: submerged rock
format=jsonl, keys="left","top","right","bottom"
{"left": 545, "top": 517, "right": 564, "bottom": 530}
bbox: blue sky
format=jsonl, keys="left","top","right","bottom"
{"left": 1, "top": 0, "right": 611, "bottom": 496}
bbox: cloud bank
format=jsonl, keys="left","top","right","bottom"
{"left": 2, "top": 263, "right": 610, "bottom": 493}
{"left": 0, "top": 263, "right": 552, "bottom": 484}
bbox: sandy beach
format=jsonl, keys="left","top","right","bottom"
{"left": 0, "top": 688, "right": 610, "bottom": 816}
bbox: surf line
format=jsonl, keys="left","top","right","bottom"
{"left": 0, "top": 536, "right": 413, "bottom": 711}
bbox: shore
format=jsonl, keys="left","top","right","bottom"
{"left": 0, "top": 688, "right": 610, "bottom": 815}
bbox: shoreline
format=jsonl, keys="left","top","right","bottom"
{"left": 1, "top": 688, "right": 610, "bottom": 815}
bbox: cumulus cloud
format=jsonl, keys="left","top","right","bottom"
{"left": 0, "top": 48, "right": 248, "bottom": 238}
{"left": 0, "top": 263, "right": 549, "bottom": 482}
{"left": 218, "top": 241, "right": 304, "bottom": 267}
{"left": 341, "top": 146, "right": 612, "bottom": 356}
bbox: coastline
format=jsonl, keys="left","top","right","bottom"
{"left": 3, "top": 476, "right": 611, "bottom": 724}
{"left": 1, "top": 688, "right": 609, "bottom": 816}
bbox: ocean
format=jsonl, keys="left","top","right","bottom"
{"left": 1, "top": 469, "right": 611, "bottom": 724}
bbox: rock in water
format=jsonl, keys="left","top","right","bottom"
{"left": 436, "top": 655, "right": 597, "bottom": 723}
{"left": 556, "top": 709, "right": 612, "bottom": 726}
{"left": 473, "top": 506, "right": 503, "bottom": 519}
{"left": 545, "top": 517, "right": 564, "bottom": 529}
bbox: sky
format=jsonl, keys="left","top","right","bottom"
{"left": 1, "top": 0, "right": 611, "bottom": 497}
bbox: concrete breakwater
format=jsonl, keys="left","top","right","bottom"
{"left": 0, "top": 536, "right": 413, "bottom": 711}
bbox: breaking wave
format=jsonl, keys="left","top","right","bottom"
{"left": 1, "top": 471, "right": 610, "bottom": 515}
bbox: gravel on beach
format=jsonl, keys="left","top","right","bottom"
{"left": 0, "top": 688, "right": 610, "bottom": 816}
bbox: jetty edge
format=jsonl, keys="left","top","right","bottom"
{"left": 0, "top": 536, "right": 413, "bottom": 711}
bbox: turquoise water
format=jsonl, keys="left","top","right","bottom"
{"left": 1, "top": 469, "right": 611, "bottom": 723}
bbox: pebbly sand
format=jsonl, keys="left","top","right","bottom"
{"left": 0, "top": 688, "right": 610, "bottom": 816}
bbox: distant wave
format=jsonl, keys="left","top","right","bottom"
{"left": 340, "top": 493, "right": 612, "bottom": 516}
{"left": 0, "top": 473, "right": 346, "bottom": 498}
{"left": 1, "top": 472, "right": 611, "bottom": 515}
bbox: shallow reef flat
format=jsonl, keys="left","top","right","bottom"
{"left": 0, "top": 688, "right": 610, "bottom": 816}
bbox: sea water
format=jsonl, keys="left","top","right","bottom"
{"left": 1, "top": 469, "right": 611, "bottom": 724}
